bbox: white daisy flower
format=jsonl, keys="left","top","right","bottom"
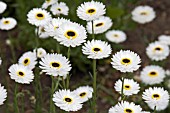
{"left": 86, "top": 16, "right": 112, "bottom": 34}
{"left": 114, "top": 79, "right": 140, "bottom": 96}
{"left": 0, "top": 17, "right": 17, "bottom": 30}
{"left": 158, "top": 35, "right": 170, "bottom": 46}
{"left": 140, "top": 65, "right": 165, "bottom": 85}
{"left": 77, "top": 1, "right": 106, "bottom": 21}
{"left": 44, "top": 18, "right": 70, "bottom": 37}
{"left": 35, "top": 48, "right": 47, "bottom": 58}
{"left": 39, "top": 53, "right": 71, "bottom": 76}
{"left": 108, "top": 101, "right": 142, "bottom": 113}
{"left": 8, "top": 64, "right": 34, "bottom": 84}
{"left": 18, "top": 51, "right": 37, "bottom": 70}
{"left": 146, "top": 41, "right": 169, "bottom": 61}
{"left": 105, "top": 30, "right": 127, "bottom": 43}
{"left": 111, "top": 50, "right": 141, "bottom": 73}
{"left": 55, "top": 22, "right": 87, "bottom": 47}
{"left": 73, "top": 86, "right": 93, "bottom": 103}
{"left": 0, "top": 1, "right": 7, "bottom": 14}
{"left": 53, "top": 89, "right": 83, "bottom": 112}
{"left": 42, "top": 0, "right": 58, "bottom": 9}
{"left": 82, "top": 40, "right": 112, "bottom": 59}
{"left": 27, "top": 8, "right": 52, "bottom": 26}
{"left": 142, "top": 87, "right": 169, "bottom": 111}
{"left": 35, "top": 26, "right": 49, "bottom": 39}
{"left": 0, "top": 84, "right": 7, "bottom": 105}
{"left": 165, "top": 69, "right": 170, "bottom": 76}
{"left": 50, "top": 2, "right": 69, "bottom": 16}
{"left": 132, "top": 5, "right": 156, "bottom": 24}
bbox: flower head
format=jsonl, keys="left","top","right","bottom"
{"left": 0, "top": 17, "right": 17, "bottom": 30}
{"left": 111, "top": 50, "right": 141, "bottom": 73}
{"left": 77, "top": 1, "right": 106, "bottom": 21}
{"left": 0, "top": 84, "right": 7, "bottom": 105}
{"left": 50, "top": 2, "right": 69, "bottom": 16}
{"left": 82, "top": 40, "right": 112, "bottom": 59}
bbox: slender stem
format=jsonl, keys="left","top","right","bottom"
{"left": 62, "top": 77, "right": 66, "bottom": 89}
{"left": 50, "top": 76, "right": 55, "bottom": 113}
{"left": 21, "top": 94, "right": 24, "bottom": 113}
{"left": 56, "top": 42, "right": 60, "bottom": 54}
{"left": 154, "top": 106, "right": 157, "bottom": 113}
{"left": 66, "top": 47, "right": 71, "bottom": 89}
{"left": 92, "top": 59, "right": 97, "bottom": 113}
{"left": 121, "top": 76, "right": 125, "bottom": 100}
{"left": 91, "top": 21, "right": 95, "bottom": 39}
{"left": 14, "top": 83, "right": 19, "bottom": 113}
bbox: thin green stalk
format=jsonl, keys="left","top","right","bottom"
{"left": 121, "top": 76, "right": 125, "bottom": 100}
{"left": 14, "top": 83, "right": 19, "bottom": 113}
{"left": 56, "top": 42, "right": 60, "bottom": 54}
{"left": 153, "top": 106, "right": 156, "bottom": 113}
{"left": 92, "top": 59, "right": 97, "bottom": 113}
{"left": 62, "top": 77, "right": 66, "bottom": 89}
{"left": 50, "top": 76, "right": 55, "bottom": 113}
{"left": 66, "top": 47, "right": 71, "bottom": 89}
{"left": 91, "top": 21, "right": 95, "bottom": 39}
{"left": 21, "top": 94, "right": 24, "bottom": 113}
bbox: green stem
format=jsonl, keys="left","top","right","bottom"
{"left": 56, "top": 42, "right": 60, "bottom": 54}
{"left": 153, "top": 106, "right": 156, "bottom": 113}
{"left": 66, "top": 47, "right": 71, "bottom": 89}
{"left": 121, "top": 76, "right": 125, "bottom": 100}
{"left": 91, "top": 21, "right": 95, "bottom": 39}
{"left": 14, "top": 83, "right": 19, "bottom": 113}
{"left": 92, "top": 59, "right": 97, "bottom": 113}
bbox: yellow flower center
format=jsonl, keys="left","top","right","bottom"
{"left": 79, "top": 92, "right": 87, "bottom": 98}
{"left": 124, "top": 108, "right": 134, "bottom": 113}
{"left": 86, "top": 8, "right": 96, "bottom": 15}
{"left": 3, "top": 20, "right": 10, "bottom": 25}
{"left": 35, "top": 13, "right": 45, "bottom": 20}
{"left": 148, "top": 71, "right": 158, "bottom": 77}
{"left": 92, "top": 47, "right": 102, "bottom": 53}
{"left": 124, "top": 84, "right": 131, "bottom": 90}
{"left": 113, "top": 34, "right": 119, "bottom": 38}
{"left": 121, "top": 58, "right": 131, "bottom": 65}
{"left": 63, "top": 96, "right": 73, "bottom": 104}
{"left": 17, "top": 71, "right": 25, "bottom": 77}
{"left": 152, "top": 94, "right": 160, "bottom": 100}
{"left": 50, "top": 62, "right": 61, "bottom": 69}
{"left": 154, "top": 47, "right": 163, "bottom": 52}
{"left": 64, "top": 30, "right": 77, "bottom": 39}
{"left": 95, "top": 22, "right": 104, "bottom": 27}
{"left": 46, "top": 0, "right": 51, "bottom": 3}
{"left": 140, "top": 11, "right": 148, "bottom": 15}
{"left": 57, "top": 8, "right": 61, "bottom": 11}
{"left": 23, "top": 58, "right": 30, "bottom": 66}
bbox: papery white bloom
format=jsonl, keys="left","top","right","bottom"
{"left": 39, "top": 53, "right": 71, "bottom": 76}
{"left": 44, "top": 18, "right": 70, "bottom": 37}
{"left": 27, "top": 8, "right": 52, "bottom": 26}
{"left": 111, "top": 50, "right": 141, "bottom": 73}
{"left": 146, "top": 41, "right": 169, "bottom": 61}
{"left": 0, "top": 17, "right": 17, "bottom": 30}
{"left": 140, "top": 65, "right": 165, "bottom": 85}
{"left": 73, "top": 86, "right": 93, "bottom": 103}
{"left": 18, "top": 51, "right": 37, "bottom": 70}
{"left": 8, "top": 64, "right": 34, "bottom": 84}
{"left": 42, "top": 0, "right": 58, "bottom": 9}
{"left": 77, "top": 1, "right": 105, "bottom": 21}
{"left": 142, "top": 87, "right": 169, "bottom": 111}
{"left": 108, "top": 101, "right": 142, "bottom": 113}
{"left": 0, "top": 1, "right": 7, "bottom": 14}
{"left": 82, "top": 40, "right": 112, "bottom": 59}
{"left": 165, "top": 69, "right": 170, "bottom": 76}
{"left": 53, "top": 89, "right": 83, "bottom": 111}
{"left": 35, "top": 26, "right": 49, "bottom": 39}
{"left": 0, "top": 84, "right": 7, "bottom": 105}
{"left": 106, "top": 30, "right": 127, "bottom": 43}
{"left": 132, "top": 5, "right": 156, "bottom": 24}
{"left": 158, "top": 35, "right": 170, "bottom": 46}
{"left": 55, "top": 22, "right": 87, "bottom": 47}
{"left": 35, "top": 48, "right": 47, "bottom": 58}
{"left": 86, "top": 16, "right": 112, "bottom": 34}
{"left": 50, "top": 2, "right": 69, "bottom": 16}
{"left": 114, "top": 79, "right": 140, "bottom": 96}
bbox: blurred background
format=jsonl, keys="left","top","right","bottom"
{"left": 0, "top": 0, "right": 170, "bottom": 113}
